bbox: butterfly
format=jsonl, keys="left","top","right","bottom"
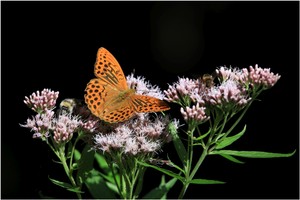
{"left": 84, "top": 47, "right": 170, "bottom": 123}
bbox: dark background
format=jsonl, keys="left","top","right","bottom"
{"left": 2, "top": 1, "right": 299, "bottom": 199}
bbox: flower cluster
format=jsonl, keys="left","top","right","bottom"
{"left": 24, "top": 89, "right": 59, "bottom": 113}
{"left": 216, "top": 64, "right": 281, "bottom": 89}
{"left": 126, "top": 73, "right": 166, "bottom": 100}
{"left": 93, "top": 114, "right": 172, "bottom": 156}
{"left": 21, "top": 89, "right": 98, "bottom": 144}
{"left": 165, "top": 65, "right": 280, "bottom": 122}
{"left": 53, "top": 114, "right": 81, "bottom": 144}
{"left": 20, "top": 110, "right": 55, "bottom": 140}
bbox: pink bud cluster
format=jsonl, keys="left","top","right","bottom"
{"left": 24, "top": 89, "right": 59, "bottom": 113}
{"left": 180, "top": 103, "right": 209, "bottom": 123}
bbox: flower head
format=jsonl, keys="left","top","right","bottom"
{"left": 126, "top": 73, "right": 166, "bottom": 100}
{"left": 24, "top": 89, "right": 59, "bottom": 113}
{"left": 53, "top": 114, "right": 81, "bottom": 144}
{"left": 205, "top": 79, "right": 251, "bottom": 109}
{"left": 248, "top": 64, "right": 281, "bottom": 89}
{"left": 164, "top": 77, "right": 202, "bottom": 106}
{"left": 180, "top": 103, "right": 209, "bottom": 124}
{"left": 93, "top": 114, "right": 172, "bottom": 156}
{"left": 20, "top": 110, "right": 55, "bottom": 140}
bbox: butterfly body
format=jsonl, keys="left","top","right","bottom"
{"left": 84, "top": 47, "right": 170, "bottom": 123}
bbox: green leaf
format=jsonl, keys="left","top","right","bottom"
{"left": 195, "top": 128, "right": 211, "bottom": 141}
{"left": 74, "top": 148, "right": 81, "bottom": 162}
{"left": 137, "top": 160, "right": 184, "bottom": 183}
{"left": 95, "top": 153, "right": 120, "bottom": 184}
{"left": 215, "top": 125, "right": 246, "bottom": 149}
{"left": 85, "top": 169, "right": 117, "bottom": 198}
{"left": 219, "top": 154, "right": 245, "bottom": 164}
{"left": 168, "top": 122, "right": 187, "bottom": 166}
{"left": 142, "top": 175, "right": 177, "bottom": 199}
{"left": 211, "top": 150, "right": 296, "bottom": 158}
{"left": 76, "top": 145, "right": 95, "bottom": 184}
{"left": 189, "top": 178, "right": 225, "bottom": 184}
{"left": 48, "top": 176, "right": 83, "bottom": 193}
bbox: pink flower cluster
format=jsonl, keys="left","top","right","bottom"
{"left": 165, "top": 65, "right": 280, "bottom": 123}
{"left": 216, "top": 65, "right": 281, "bottom": 89}
{"left": 53, "top": 114, "right": 81, "bottom": 144}
{"left": 20, "top": 110, "right": 55, "bottom": 139}
{"left": 93, "top": 114, "right": 172, "bottom": 156}
{"left": 180, "top": 103, "right": 209, "bottom": 123}
{"left": 24, "top": 89, "right": 59, "bottom": 113}
{"left": 21, "top": 89, "right": 99, "bottom": 144}
{"left": 126, "top": 73, "right": 166, "bottom": 100}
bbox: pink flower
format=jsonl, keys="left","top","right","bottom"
{"left": 205, "top": 79, "right": 251, "bottom": 108}
{"left": 20, "top": 110, "right": 55, "bottom": 139}
{"left": 93, "top": 114, "right": 172, "bottom": 156}
{"left": 180, "top": 103, "right": 209, "bottom": 123}
{"left": 126, "top": 73, "right": 166, "bottom": 100}
{"left": 53, "top": 114, "right": 81, "bottom": 144}
{"left": 24, "top": 89, "right": 59, "bottom": 113}
{"left": 164, "top": 77, "right": 201, "bottom": 105}
{"left": 248, "top": 64, "right": 281, "bottom": 89}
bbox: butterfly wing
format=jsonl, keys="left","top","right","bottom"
{"left": 131, "top": 95, "right": 170, "bottom": 113}
{"left": 94, "top": 47, "right": 128, "bottom": 90}
{"left": 101, "top": 103, "right": 136, "bottom": 123}
{"left": 85, "top": 78, "right": 136, "bottom": 123}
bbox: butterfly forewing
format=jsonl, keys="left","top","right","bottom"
{"left": 131, "top": 95, "right": 170, "bottom": 113}
{"left": 94, "top": 47, "right": 128, "bottom": 90}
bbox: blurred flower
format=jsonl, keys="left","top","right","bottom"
{"left": 24, "top": 89, "right": 59, "bottom": 113}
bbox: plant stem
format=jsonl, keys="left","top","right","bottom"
{"left": 178, "top": 147, "right": 208, "bottom": 199}
{"left": 59, "top": 147, "right": 82, "bottom": 199}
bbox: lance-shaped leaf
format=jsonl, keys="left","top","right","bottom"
{"left": 219, "top": 154, "right": 245, "bottom": 164}
{"left": 215, "top": 125, "right": 246, "bottom": 149}
{"left": 48, "top": 177, "right": 83, "bottom": 193}
{"left": 189, "top": 178, "right": 225, "bottom": 184}
{"left": 137, "top": 160, "right": 184, "bottom": 183}
{"left": 210, "top": 150, "right": 296, "bottom": 158}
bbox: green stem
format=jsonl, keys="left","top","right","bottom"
{"left": 178, "top": 147, "right": 208, "bottom": 199}
{"left": 59, "top": 147, "right": 82, "bottom": 199}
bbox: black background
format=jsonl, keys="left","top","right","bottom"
{"left": 2, "top": 1, "right": 299, "bottom": 199}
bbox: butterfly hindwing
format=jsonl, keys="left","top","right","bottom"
{"left": 101, "top": 104, "right": 136, "bottom": 123}
{"left": 131, "top": 95, "right": 170, "bottom": 113}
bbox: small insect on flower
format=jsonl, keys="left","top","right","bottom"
{"left": 57, "top": 98, "right": 93, "bottom": 120}
{"left": 199, "top": 73, "right": 215, "bottom": 88}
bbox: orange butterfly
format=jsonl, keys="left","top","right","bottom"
{"left": 84, "top": 47, "right": 170, "bottom": 123}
